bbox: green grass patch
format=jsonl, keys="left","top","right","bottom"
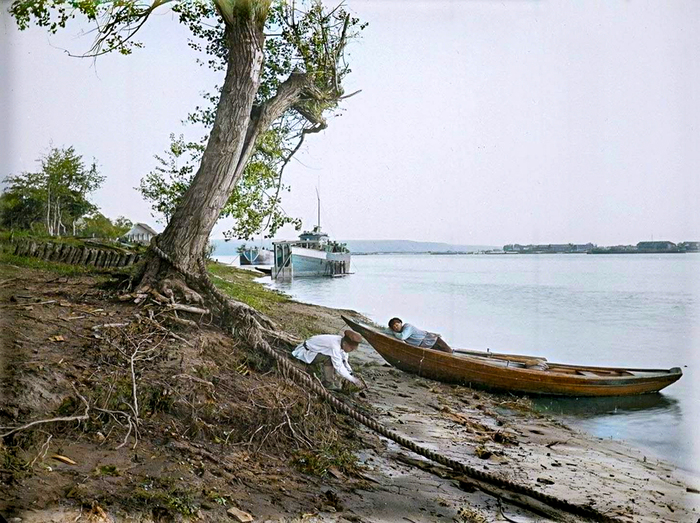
{"left": 0, "top": 252, "right": 103, "bottom": 278}
{"left": 207, "top": 262, "right": 289, "bottom": 313}
{"left": 128, "top": 476, "right": 199, "bottom": 517}
{"left": 291, "top": 443, "right": 358, "bottom": 477}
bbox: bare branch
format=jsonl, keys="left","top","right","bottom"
{"left": 0, "top": 383, "right": 89, "bottom": 438}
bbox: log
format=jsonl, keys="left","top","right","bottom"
{"left": 68, "top": 247, "right": 82, "bottom": 265}
{"left": 35, "top": 242, "right": 46, "bottom": 260}
{"left": 87, "top": 249, "right": 97, "bottom": 266}
{"left": 79, "top": 247, "right": 90, "bottom": 265}
{"left": 42, "top": 243, "right": 55, "bottom": 261}
{"left": 50, "top": 243, "right": 64, "bottom": 262}
{"left": 60, "top": 246, "right": 73, "bottom": 263}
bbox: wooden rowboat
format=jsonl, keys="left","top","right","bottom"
{"left": 342, "top": 316, "right": 682, "bottom": 397}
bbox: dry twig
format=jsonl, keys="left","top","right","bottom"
{"left": 0, "top": 383, "right": 89, "bottom": 438}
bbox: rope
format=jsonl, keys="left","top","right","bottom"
{"left": 149, "top": 241, "right": 621, "bottom": 523}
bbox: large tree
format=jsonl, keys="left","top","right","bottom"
{"left": 10, "top": 0, "right": 363, "bottom": 300}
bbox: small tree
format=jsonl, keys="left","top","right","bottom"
{"left": 79, "top": 213, "right": 132, "bottom": 239}
{"left": 1, "top": 146, "right": 105, "bottom": 236}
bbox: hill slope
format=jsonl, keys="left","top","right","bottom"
{"left": 212, "top": 238, "right": 497, "bottom": 255}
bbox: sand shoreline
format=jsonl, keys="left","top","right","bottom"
{"left": 261, "top": 292, "right": 700, "bottom": 522}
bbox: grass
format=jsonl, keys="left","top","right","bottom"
{"left": 207, "top": 261, "right": 289, "bottom": 313}
{"left": 291, "top": 443, "right": 359, "bottom": 477}
{"left": 0, "top": 252, "right": 103, "bottom": 278}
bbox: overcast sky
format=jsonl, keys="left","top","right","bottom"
{"left": 1, "top": 1, "right": 698, "bottom": 246}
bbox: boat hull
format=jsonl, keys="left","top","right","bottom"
{"left": 239, "top": 249, "right": 272, "bottom": 265}
{"left": 289, "top": 247, "right": 351, "bottom": 277}
{"left": 342, "top": 316, "right": 682, "bottom": 397}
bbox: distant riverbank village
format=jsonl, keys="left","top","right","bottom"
{"left": 503, "top": 240, "right": 699, "bottom": 254}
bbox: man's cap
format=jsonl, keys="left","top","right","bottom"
{"left": 342, "top": 330, "right": 362, "bottom": 346}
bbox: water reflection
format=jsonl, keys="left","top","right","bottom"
{"left": 531, "top": 393, "right": 680, "bottom": 419}
{"left": 532, "top": 393, "right": 688, "bottom": 471}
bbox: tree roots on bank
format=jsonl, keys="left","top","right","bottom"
{"left": 1, "top": 306, "right": 357, "bottom": 485}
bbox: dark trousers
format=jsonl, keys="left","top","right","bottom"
{"left": 432, "top": 337, "right": 453, "bottom": 354}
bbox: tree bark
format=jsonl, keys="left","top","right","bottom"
{"left": 154, "top": 20, "right": 265, "bottom": 275}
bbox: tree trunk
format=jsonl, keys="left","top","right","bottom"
{"left": 154, "top": 20, "right": 265, "bottom": 275}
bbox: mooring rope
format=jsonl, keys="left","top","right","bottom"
{"left": 149, "top": 242, "right": 621, "bottom": 523}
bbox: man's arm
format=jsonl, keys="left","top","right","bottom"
{"left": 329, "top": 351, "right": 360, "bottom": 385}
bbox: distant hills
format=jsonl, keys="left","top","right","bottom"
{"left": 211, "top": 238, "right": 496, "bottom": 256}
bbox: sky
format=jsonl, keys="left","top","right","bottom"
{"left": 1, "top": 0, "right": 699, "bottom": 247}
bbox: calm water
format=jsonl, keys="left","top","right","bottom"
{"left": 218, "top": 253, "right": 700, "bottom": 475}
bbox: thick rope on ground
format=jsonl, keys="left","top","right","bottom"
{"left": 149, "top": 242, "right": 621, "bottom": 523}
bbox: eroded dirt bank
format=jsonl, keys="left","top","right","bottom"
{"left": 1, "top": 261, "right": 698, "bottom": 523}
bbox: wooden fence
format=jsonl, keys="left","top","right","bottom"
{"left": 8, "top": 239, "right": 142, "bottom": 268}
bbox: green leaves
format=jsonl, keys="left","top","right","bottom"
{"left": 0, "top": 145, "right": 105, "bottom": 235}
{"left": 138, "top": 130, "right": 301, "bottom": 240}
{"left": 9, "top": 0, "right": 168, "bottom": 56}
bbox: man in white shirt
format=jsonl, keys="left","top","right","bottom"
{"left": 292, "top": 330, "right": 365, "bottom": 391}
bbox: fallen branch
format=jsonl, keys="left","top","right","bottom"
{"left": 91, "top": 323, "right": 130, "bottom": 330}
{"left": 0, "top": 383, "right": 89, "bottom": 438}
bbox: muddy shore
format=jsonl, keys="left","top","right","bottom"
{"left": 277, "top": 300, "right": 700, "bottom": 523}
{"left": 1, "top": 260, "right": 699, "bottom": 522}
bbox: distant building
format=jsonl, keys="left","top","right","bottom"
{"left": 678, "top": 242, "right": 700, "bottom": 252}
{"left": 124, "top": 223, "right": 157, "bottom": 244}
{"left": 636, "top": 241, "right": 677, "bottom": 252}
{"left": 503, "top": 243, "right": 595, "bottom": 253}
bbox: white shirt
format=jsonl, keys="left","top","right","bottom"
{"left": 292, "top": 334, "right": 359, "bottom": 385}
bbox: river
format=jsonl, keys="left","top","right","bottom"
{"left": 216, "top": 252, "right": 700, "bottom": 476}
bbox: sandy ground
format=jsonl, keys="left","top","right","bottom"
{"left": 1, "top": 264, "right": 699, "bottom": 523}
{"left": 266, "top": 302, "right": 700, "bottom": 523}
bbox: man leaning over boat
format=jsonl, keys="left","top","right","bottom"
{"left": 292, "top": 330, "right": 367, "bottom": 392}
{"left": 388, "top": 317, "right": 454, "bottom": 354}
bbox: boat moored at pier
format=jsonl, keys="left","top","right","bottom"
{"left": 272, "top": 226, "right": 350, "bottom": 278}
